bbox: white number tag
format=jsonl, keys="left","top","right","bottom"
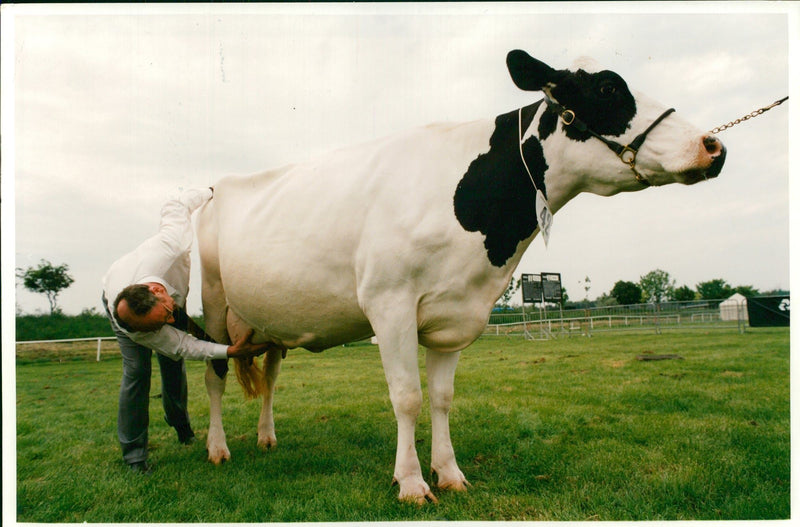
{"left": 536, "top": 190, "right": 553, "bottom": 247}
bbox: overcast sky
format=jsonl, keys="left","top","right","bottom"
{"left": 2, "top": 3, "right": 797, "bottom": 317}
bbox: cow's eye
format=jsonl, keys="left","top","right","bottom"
{"left": 599, "top": 83, "right": 617, "bottom": 97}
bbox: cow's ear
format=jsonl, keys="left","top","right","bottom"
{"left": 506, "top": 50, "right": 557, "bottom": 92}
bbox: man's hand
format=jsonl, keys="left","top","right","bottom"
{"left": 227, "top": 329, "right": 273, "bottom": 359}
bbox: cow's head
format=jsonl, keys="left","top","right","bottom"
{"left": 506, "top": 50, "right": 726, "bottom": 198}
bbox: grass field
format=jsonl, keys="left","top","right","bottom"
{"left": 15, "top": 328, "right": 790, "bottom": 522}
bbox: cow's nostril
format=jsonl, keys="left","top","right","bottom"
{"left": 707, "top": 144, "right": 727, "bottom": 178}
{"left": 703, "top": 135, "right": 723, "bottom": 156}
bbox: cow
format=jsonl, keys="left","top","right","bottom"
{"left": 196, "top": 50, "right": 726, "bottom": 504}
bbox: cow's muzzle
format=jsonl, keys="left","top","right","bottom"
{"left": 682, "top": 137, "right": 726, "bottom": 184}
{"left": 701, "top": 134, "right": 726, "bottom": 180}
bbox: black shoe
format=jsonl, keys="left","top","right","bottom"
{"left": 177, "top": 426, "right": 196, "bottom": 445}
{"left": 167, "top": 416, "right": 196, "bottom": 445}
{"left": 180, "top": 433, "right": 197, "bottom": 445}
{"left": 129, "top": 461, "right": 151, "bottom": 475}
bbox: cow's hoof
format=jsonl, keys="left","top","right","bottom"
{"left": 392, "top": 476, "right": 439, "bottom": 505}
{"left": 432, "top": 467, "right": 471, "bottom": 492}
{"left": 257, "top": 435, "right": 277, "bottom": 450}
{"left": 207, "top": 446, "right": 231, "bottom": 465}
{"left": 436, "top": 477, "right": 471, "bottom": 492}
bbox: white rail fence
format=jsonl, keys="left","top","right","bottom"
{"left": 15, "top": 299, "right": 749, "bottom": 359}
{"left": 485, "top": 298, "right": 748, "bottom": 339}
{"left": 16, "top": 337, "right": 116, "bottom": 361}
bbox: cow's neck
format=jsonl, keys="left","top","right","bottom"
{"left": 454, "top": 100, "right": 581, "bottom": 270}
{"left": 523, "top": 100, "right": 588, "bottom": 213}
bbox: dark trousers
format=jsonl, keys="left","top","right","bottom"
{"left": 103, "top": 295, "right": 191, "bottom": 465}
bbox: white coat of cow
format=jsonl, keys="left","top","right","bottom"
{"left": 196, "top": 51, "right": 726, "bottom": 504}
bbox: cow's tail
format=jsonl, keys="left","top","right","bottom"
{"left": 233, "top": 355, "right": 267, "bottom": 399}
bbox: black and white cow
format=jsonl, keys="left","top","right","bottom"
{"left": 196, "top": 51, "right": 725, "bottom": 504}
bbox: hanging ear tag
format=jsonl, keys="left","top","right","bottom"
{"left": 536, "top": 190, "right": 553, "bottom": 247}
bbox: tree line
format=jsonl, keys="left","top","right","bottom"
{"left": 497, "top": 268, "right": 787, "bottom": 310}
{"left": 16, "top": 260, "right": 789, "bottom": 317}
{"left": 602, "top": 268, "right": 779, "bottom": 307}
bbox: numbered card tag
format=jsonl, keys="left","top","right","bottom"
{"left": 536, "top": 189, "right": 553, "bottom": 247}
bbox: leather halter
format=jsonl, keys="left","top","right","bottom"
{"left": 543, "top": 97, "right": 675, "bottom": 187}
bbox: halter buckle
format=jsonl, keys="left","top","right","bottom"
{"left": 618, "top": 146, "right": 637, "bottom": 166}
{"left": 560, "top": 110, "right": 576, "bottom": 126}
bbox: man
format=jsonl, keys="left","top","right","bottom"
{"left": 102, "top": 187, "right": 269, "bottom": 474}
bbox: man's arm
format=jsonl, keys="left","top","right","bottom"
{"left": 131, "top": 325, "right": 272, "bottom": 361}
{"left": 227, "top": 329, "right": 274, "bottom": 358}
{"left": 133, "top": 188, "right": 214, "bottom": 279}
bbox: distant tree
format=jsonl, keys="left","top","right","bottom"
{"left": 579, "top": 276, "right": 592, "bottom": 301}
{"left": 696, "top": 278, "right": 734, "bottom": 300}
{"left": 595, "top": 292, "right": 619, "bottom": 307}
{"left": 610, "top": 280, "right": 643, "bottom": 305}
{"left": 672, "top": 285, "right": 697, "bottom": 302}
{"left": 16, "top": 259, "right": 75, "bottom": 315}
{"left": 639, "top": 269, "right": 675, "bottom": 303}
{"left": 496, "top": 277, "right": 521, "bottom": 309}
{"left": 734, "top": 285, "right": 760, "bottom": 297}
{"left": 560, "top": 287, "right": 570, "bottom": 308}
{"left": 762, "top": 288, "right": 789, "bottom": 296}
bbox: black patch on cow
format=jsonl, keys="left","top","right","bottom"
{"left": 211, "top": 358, "right": 229, "bottom": 378}
{"left": 453, "top": 101, "right": 547, "bottom": 267}
{"left": 550, "top": 68, "right": 637, "bottom": 142}
{"left": 538, "top": 106, "right": 558, "bottom": 140}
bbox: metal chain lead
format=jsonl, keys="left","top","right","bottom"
{"left": 710, "top": 96, "right": 788, "bottom": 134}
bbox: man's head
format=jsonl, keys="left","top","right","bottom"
{"left": 114, "top": 282, "right": 176, "bottom": 332}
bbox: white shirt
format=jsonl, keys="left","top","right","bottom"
{"left": 102, "top": 188, "right": 229, "bottom": 361}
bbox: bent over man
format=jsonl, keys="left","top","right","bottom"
{"left": 102, "top": 187, "right": 269, "bottom": 474}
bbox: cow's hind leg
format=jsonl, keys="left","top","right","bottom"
{"left": 205, "top": 362, "right": 231, "bottom": 464}
{"left": 426, "top": 349, "right": 470, "bottom": 491}
{"left": 201, "top": 302, "right": 232, "bottom": 465}
{"left": 198, "top": 198, "right": 233, "bottom": 464}
{"left": 202, "top": 278, "right": 231, "bottom": 465}
{"left": 257, "top": 348, "right": 283, "bottom": 450}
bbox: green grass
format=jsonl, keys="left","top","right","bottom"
{"left": 15, "top": 329, "right": 789, "bottom": 521}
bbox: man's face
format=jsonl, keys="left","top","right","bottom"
{"left": 118, "top": 283, "right": 176, "bottom": 332}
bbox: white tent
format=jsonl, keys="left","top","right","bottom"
{"left": 719, "top": 293, "right": 748, "bottom": 322}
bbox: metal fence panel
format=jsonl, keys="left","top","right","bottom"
{"left": 486, "top": 299, "right": 748, "bottom": 338}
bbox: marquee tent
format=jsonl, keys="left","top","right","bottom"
{"left": 719, "top": 293, "right": 748, "bottom": 322}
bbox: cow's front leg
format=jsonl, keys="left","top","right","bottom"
{"left": 370, "top": 305, "right": 437, "bottom": 505}
{"left": 381, "top": 345, "right": 436, "bottom": 504}
{"left": 257, "top": 347, "right": 283, "bottom": 450}
{"left": 205, "top": 362, "right": 231, "bottom": 464}
{"left": 426, "top": 349, "right": 469, "bottom": 491}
